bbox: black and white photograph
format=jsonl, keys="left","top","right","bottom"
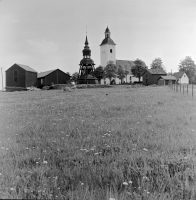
{"left": 0, "top": 0, "right": 196, "bottom": 199}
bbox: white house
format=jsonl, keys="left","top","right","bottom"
{"left": 173, "top": 71, "right": 189, "bottom": 84}
{"left": 100, "top": 26, "right": 141, "bottom": 84}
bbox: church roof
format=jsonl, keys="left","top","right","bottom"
{"left": 116, "top": 60, "right": 134, "bottom": 71}
{"left": 100, "top": 37, "right": 116, "bottom": 46}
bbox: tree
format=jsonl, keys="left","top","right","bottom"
{"left": 179, "top": 56, "right": 196, "bottom": 83}
{"left": 71, "top": 72, "right": 79, "bottom": 82}
{"left": 150, "top": 58, "right": 164, "bottom": 70}
{"left": 94, "top": 66, "right": 104, "bottom": 84}
{"left": 131, "top": 59, "right": 147, "bottom": 82}
{"left": 117, "top": 66, "right": 126, "bottom": 84}
{"left": 124, "top": 65, "right": 129, "bottom": 83}
{"left": 104, "top": 60, "right": 117, "bottom": 84}
{"left": 66, "top": 72, "right": 70, "bottom": 76}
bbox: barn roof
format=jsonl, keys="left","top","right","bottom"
{"left": 6, "top": 63, "right": 37, "bottom": 73}
{"left": 146, "top": 68, "right": 167, "bottom": 75}
{"left": 173, "top": 71, "right": 185, "bottom": 79}
{"left": 37, "top": 69, "right": 56, "bottom": 78}
{"left": 38, "top": 69, "right": 70, "bottom": 78}
{"left": 116, "top": 60, "right": 134, "bottom": 71}
{"left": 158, "top": 76, "right": 177, "bottom": 80}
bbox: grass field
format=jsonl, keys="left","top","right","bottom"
{"left": 0, "top": 85, "right": 196, "bottom": 199}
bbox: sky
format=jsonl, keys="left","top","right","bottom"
{"left": 1, "top": 0, "right": 196, "bottom": 89}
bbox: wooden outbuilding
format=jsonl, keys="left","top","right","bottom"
{"left": 173, "top": 71, "right": 189, "bottom": 84}
{"left": 142, "top": 69, "right": 167, "bottom": 85}
{"left": 37, "top": 69, "right": 70, "bottom": 88}
{"left": 157, "top": 76, "right": 177, "bottom": 85}
{"left": 6, "top": 63, "right": 37, "bottom": 88}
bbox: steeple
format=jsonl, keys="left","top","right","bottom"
{"left": 83, "top": 35, "right": 91, "bottom": 58}
{"left": 105, "top": 26, "right": 111, "bottom": 38}
{"left": 100, "top": 26, "right": 116, "bottom": 46}
{"left": 100, "top": 26, "right": 116, "bottom": 67}
{"left": 85, "top": 35, "right": 89, "bottom": 45}
{"left": 78, "top": 34, "right": 97, "bottom": 84}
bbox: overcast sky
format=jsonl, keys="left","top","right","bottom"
{"left": 1, "top": 0, "right": 196, "bottom": 89}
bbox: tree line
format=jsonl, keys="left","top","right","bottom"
{"left": 68, "top": 56, "right": 196, "bottom": 84}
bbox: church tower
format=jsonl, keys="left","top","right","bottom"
{"left": 78, "top": 35, "right": 97, "bottom": 84}
{"left": 100, "top": 26, "right": 116, "bottom": 67}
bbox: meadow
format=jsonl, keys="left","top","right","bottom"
{"left": 0, "top": 85, "right": 196, "bottom": 200}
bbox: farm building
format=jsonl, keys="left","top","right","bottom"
{"left": 37, "top": 69, "right": 70, "bottom": 88}
{"left": 157, "top": 76, "right": 177, "bottom": 86}
{"left": 6, "top": 63, "right": 37, "bottom": 88}
{"left": 173, "top": 71, "right": 189, "bottom": 84}
{"left": 142, "top": 69, "right": 167, "bottom": 85}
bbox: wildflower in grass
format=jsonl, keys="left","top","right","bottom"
{"left": 143, "top": 176, "right": 149, "bottom": 181}
{"left": 143, "top": 148, "right": 148, "bottom": 152}
{"left": 94, "top": 152, "right": 99, "bottom": 155}
{"left": 43, "top": 160, "right": 48, "bottom": 164}
{"left": 81, "top": 182, "right": 84, "bottom": 185}
{"left": 129, "top": 180, "right": 132, "bottom": 184}
{"left": 10, "top": 188, "right": 15, "bottom": 191}
{"left": 123, "top": 182, "right": 128, "bottom": 185}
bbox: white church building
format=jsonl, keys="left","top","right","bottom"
{"left": 100, "top": 26, "right": 142, "bottom": 84}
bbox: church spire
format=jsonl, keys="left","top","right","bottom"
{"left": 85, "top": 35, "right": 89, "bottom": 45}
{"left": 100, "top": 26, "right": 116, "bottom": 46}
{"left": 105, "top": 26, "right": 111, "bottom": 38}
{"left": 83, "top": 35, "right": 91, "bottom": 58}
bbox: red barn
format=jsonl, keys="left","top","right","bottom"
{"left": 142, "top": 69, "right": 167, "bottom": 85}
{"left": 37, "top": 69, "right": 70, "bottom": 88}
{"left": 6, "top": 63, "right": 37, "bottom": 88}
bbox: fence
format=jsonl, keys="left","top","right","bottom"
{"left": 169, "top": 83, "right": 195, "bottom": 98}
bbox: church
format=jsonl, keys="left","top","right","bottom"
{"left": 100, "top": 26, "right": 141, "bottom": 84}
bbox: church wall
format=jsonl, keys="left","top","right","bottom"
{"left": 100, "top": 44, "right": 116, "bottom": 67}
{"left": 100, "top": 75, "right": 142, "bottom": 85}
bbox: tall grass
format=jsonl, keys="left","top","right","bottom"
{"left": 0, "top": 86, "right": 196, "bottom": 199}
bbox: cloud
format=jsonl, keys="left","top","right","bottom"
{"left": 27, "top": 38, "right": 59, "bottom": 54}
